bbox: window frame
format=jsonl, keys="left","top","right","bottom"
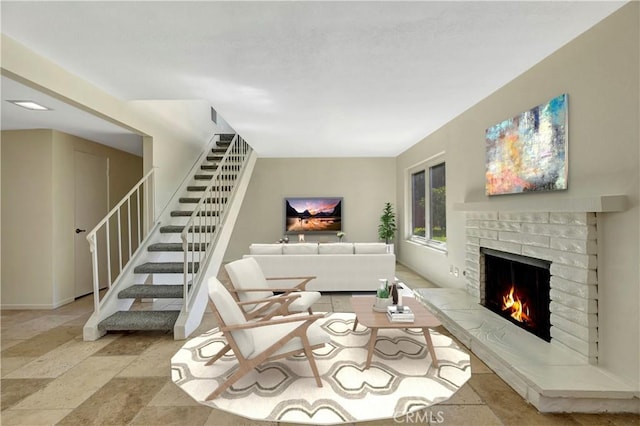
{"left": 406, "top": 152, "right": 447, "bottom": 251}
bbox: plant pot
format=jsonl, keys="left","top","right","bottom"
{"left": 373, "top": 296, "right": 392, "bottom": 312}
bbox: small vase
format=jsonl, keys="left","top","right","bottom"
{"left": 390, "top": 283, "right": 399, "bottom": 305}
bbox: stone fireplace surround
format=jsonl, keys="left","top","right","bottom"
{"left": 469, "top": 210, "right": 598, "bottom": 363}
{"left": 413, "top": 195, "right": 638, "bottom": 413}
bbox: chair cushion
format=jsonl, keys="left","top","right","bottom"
{"left": 282, "top": 243, "right": 319, "bottom": 255}
{"left": 353, "top": 242, "right": 388, "bottom": 254}
{"left": 288, "top": 291, "right": 322, "bottom": 312}
{"left": 208, "top": 278, "right": 255, "bottom": 358}
{"left": 318, "top": 243, "right": 353, "bottom": 254}
{"left": 248, "top": 317, "right": 330, "bottom": 360}
{"left": 225, "top": 258, "right": 274, "bottom": 311}
{"left": 249, "top": 244, "right": 283, "bottom": 255}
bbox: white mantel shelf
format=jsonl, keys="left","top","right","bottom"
{"left": 453, "top": 195, "right": 627, "bottom": 213}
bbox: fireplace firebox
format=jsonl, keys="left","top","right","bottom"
{"left": 481, "top": 248, "right": 551, "bottom": 341}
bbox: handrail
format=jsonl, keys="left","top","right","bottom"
{"left": 89, "top": 168, "right": 155, "bottom": 235}
{"left": 86, "top": 168, "right": 155, "bottom": 312}
{"left": 181, "top": 135, "right": 251, "bottom": 311}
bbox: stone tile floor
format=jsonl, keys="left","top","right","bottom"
{"left": 1, "top": 263, "right": 638, "bottom": 425}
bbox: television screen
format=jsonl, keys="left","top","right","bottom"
{"left": 285, "top": 197, "right": 342, "bottom": 233}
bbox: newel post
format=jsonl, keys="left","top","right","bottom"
{"left": 87, "top": 233, "right": 101, "bottom": 313}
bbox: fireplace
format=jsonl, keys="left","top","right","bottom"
{"left": 481, "top": 248, "right": 551, "bottom": 341}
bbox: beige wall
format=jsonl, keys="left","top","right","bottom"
{"left": 225, "top": 157, "right": 396, "bottom": 261}
{"left": 1, "top": 130, "right": 55, "bottom": 307}
{"left": 1, "top": 129, "right": 143, "bottom": 308}
{"left": 395, "top": 3, "right": 639, "bottom": 383}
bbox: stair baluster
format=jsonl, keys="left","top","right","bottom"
{"left": 86, "top": 169, "right": 155, "bottom": 313}
{"left": 84, "top": 133, "right": 252, "bottom": 339}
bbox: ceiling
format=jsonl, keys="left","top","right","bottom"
{"left": 1, "top": 76, "right": 143, "bottom": 156}
{"left": 0, "top": 1, "right": 627, "bottom": 158}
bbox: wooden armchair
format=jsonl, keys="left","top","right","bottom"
{"left": 225, "top": 257, "right": 321, "bottom": 319}
{"left": 205, "top": 277, "right": 329, "bottom": 400}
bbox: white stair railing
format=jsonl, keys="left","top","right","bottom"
{"left": 86, "top": 169, "right": 155, "bottom": 312}
{"left": 181, "top": 135, "right": 251, "bottom": 310}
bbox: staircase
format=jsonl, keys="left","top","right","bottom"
{"left": 83, "top": 134, "right": 256, "bottom": 340}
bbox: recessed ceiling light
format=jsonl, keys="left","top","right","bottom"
{"left": 7, "top": 100, "right": 52, "bottom": 111}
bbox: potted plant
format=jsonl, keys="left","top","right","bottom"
{"left": 374, "top": 279, "right": 392, "bottom": 310}
{"left": 378, "top": 202, "right": 397, "bottom": 244}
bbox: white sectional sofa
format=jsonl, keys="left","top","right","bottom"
{"left": 244, "top": 242, "right": 396, "bottom": 292}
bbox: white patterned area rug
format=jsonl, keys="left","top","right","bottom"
{"left": 171, "top": 312, "right": 471, "bottom": 425}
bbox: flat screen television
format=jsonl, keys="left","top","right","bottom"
{"left": 284, "top": 197, "right": 342, "bottom": 234}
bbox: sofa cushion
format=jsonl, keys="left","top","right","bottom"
{"left": 319, "top": 243, "right": 353, "bottom": 254}
{"left": 283, "top": 243, "right": 319, "bottom": 255}
{"left": 354, "top": 243, "right": 388, "bottom": 254}
{"left": 249, "top": 244, "right": 283, "bottom": 255}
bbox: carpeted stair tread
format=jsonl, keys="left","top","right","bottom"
{"left": 211, "top": 148, "right": 227, "bottom": 153}
{"left": 194, "top": 174, "right": 213, "bottom": 180}
{"left": 187, "top": 185, "right": 233, "bottom": 192}
{"left": 187, "top": 185, "right": 207, "bottom": 191}
{"left": 160, "top": 225, "right": 215, "bottom": 233}
{"left": 134, "top": 262, "right": 199, "bottom": 273}
{"left": 178, "top": 197, "right": 227, "bottom": 204}
{"left": 148, "top": 243, "right": 207, "bottom": 252}
{"left": 118, "top": 284, "right": 185, "bottom": 299}
{"left": 207, "top": 155, "right": 224, "bottom": 162}
{"left": 219, "top": 134, "right": 235, "bottom": 142}
{"left": 194, "top": 173, "right": 237, "bottom": 180}
{"left": 200, "top": 164, "right": 218, "bottom": 171}
{"left": 170, "top": 210, "right": 220, "bottom": 217}
{"left": 98, "top": 310, "right": 180, "bottom": 332}
{"left": 200, "top": 165, "right": 238, "bottom": 173}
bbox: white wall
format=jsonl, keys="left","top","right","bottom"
{"left": 395, "top": 3, "right": 639, "bottom": 384}
{"left": 225, "top": 157, "right": 396, "bottom": 261}
{"left": 128, "top": 99, "right": 223, "bottom": 213}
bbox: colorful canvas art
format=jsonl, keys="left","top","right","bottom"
{"left": 485, "top": 94, "right": 568, "bottom": 195}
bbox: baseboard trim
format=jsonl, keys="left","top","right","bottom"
{"left": 2, "top": 297, "right": 75, "bottom": 310}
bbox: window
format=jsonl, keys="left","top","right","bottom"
{"left": 429, "top": 163, "right": 446, "bottom": 243}
{"left": 411, "top": 171, "right": 426, "bottom": 237}
{"left": 409, "top": 157, "right": 446, "bottom": 248}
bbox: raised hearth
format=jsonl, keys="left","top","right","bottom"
{"left": 414, "top": 288, "right": 638, "bottom": 413}
{"left": 420, "top": 202, "right": 638, "bottom": 413}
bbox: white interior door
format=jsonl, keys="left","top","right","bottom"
{"left": 74, "top": 151, "right": 108, "bottom": 298}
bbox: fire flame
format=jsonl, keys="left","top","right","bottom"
{"left": 502, "top": 285, "right": 531, "bottom": 323}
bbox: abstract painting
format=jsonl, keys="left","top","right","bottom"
{"left": 485, "top": 94, "right": 568, "bottom": 195}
